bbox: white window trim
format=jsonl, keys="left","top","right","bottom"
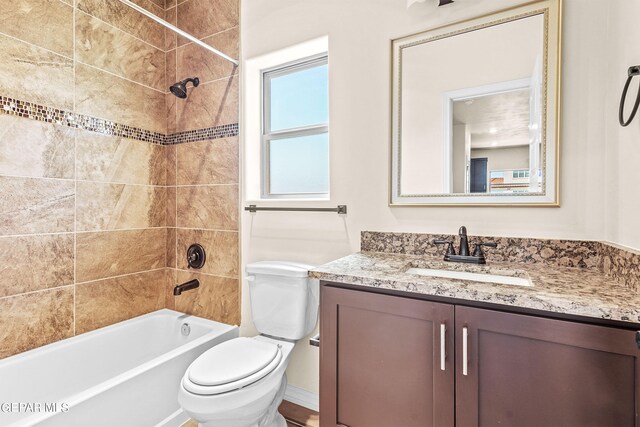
{"left": 260, "top": 54, "right": 329, "bottom": 199}
{"left": 242, "top": 36, "right": 329, "bottom": 203}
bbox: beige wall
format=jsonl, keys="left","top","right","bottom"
{"left": 605, "top": 1, "right": 640, "bottom": 251}
{"left": 241, "top": 0, "right": 611, "bottom": 395}
{"left": 0, "top": 0, "right": 240, "bottom": 359}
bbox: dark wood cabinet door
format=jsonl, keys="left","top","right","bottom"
{"left": 456, "top": 306, "right": 640, "bottom": 427}
{"left": 320, "top": 285, "right": 455, "bottom": 427}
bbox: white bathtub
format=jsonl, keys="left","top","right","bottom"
{"left": 0, "top": 309, "right": 238, "bottom": 427}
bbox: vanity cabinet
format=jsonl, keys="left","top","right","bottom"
{"left": 320, "top": 285, "right": 640, "bottom": 427}
{"left": 320, "top": 285, "right": 455, "bottom": 427}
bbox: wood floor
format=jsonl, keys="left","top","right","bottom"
{"left": 181, "top": 400, "right": 319, "bottom": 427}
{"left": 279, "top": 400, "right": 320, "bottom": 427}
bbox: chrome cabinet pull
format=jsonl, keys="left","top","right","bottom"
{"left": 462, "top": 326, "right": 468, "bottom": 376}
{"left": 440, "top": 323, "right": 446, "bottom": 371}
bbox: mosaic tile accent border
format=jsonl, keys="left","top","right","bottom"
{"left": 164, "top": 123, "right": 239, "bottom": 145}
{"left": 0, "top": 95, "right": 237, "bottom": 145}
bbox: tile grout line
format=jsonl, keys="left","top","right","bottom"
{"left": 76, "top": 60, "right": 167, "bottom": 95}
{"left": 75, "top": 8, "right": 166, "bottom": 54}
{"left": 0, "top": 30, "right": 74, "bottom": 61}
{"left": 0, "top": 267, "right": 169, "bottom": 302}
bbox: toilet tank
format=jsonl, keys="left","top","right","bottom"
{"left": 246, "top": 261, "right": 319, "bottom": 340}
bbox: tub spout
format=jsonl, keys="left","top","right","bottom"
{"left": 173, "top": 279, "right": 199, "bottom": 296}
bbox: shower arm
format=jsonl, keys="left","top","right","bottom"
{"left": 116, "top": 0, "right": 239, "bottom": 66}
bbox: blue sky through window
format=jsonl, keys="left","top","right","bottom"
{"left": 270, "top": 64, "right": 328, "bottom": 131}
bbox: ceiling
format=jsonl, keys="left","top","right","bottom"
{"left": 453, "top": 89, "right": 531, "bottom": 149}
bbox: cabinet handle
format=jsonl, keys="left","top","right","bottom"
{"left": 440, "top": 323, "right": 446, "bottom": 371}
{"left": 462, "top": 326, "right": 468, "bottom": 376}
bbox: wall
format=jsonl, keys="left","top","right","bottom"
{"left": 471, "top": 146, "right": 530, "bottom": 171}
{"left": 0, "top": 0, "right": 240, "bottom": 359}
{"left": 164, "top": 0, "right": 241, "bottom": 324}
{"left": 241, "top": 0, "right": 610, "bottom": 396}
{"left": 605, "top": 2, "right": 640, "bottom": 251}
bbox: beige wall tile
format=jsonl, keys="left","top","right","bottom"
{"left": 165, "top": 7, "right": 177, "bottom": 51}
{"left": 176, "top": 76, "right": 238, "bottom": 131}
{"left": 177, "top": 28, "right": 239, "bottom": 84}
{"left": 177, "top": 137, "right": 238, "bottom": 185}
{"left": 0, "top": 287, "right": 74, "bottom": 359}
{"left": 167, "top": 186, "right": 177, "bottom": 227}
{"left": 173, "top": 270, "right": 239, "bottom": 324}
{"left": 76, "top": 182, "right": 166, "bottom": 231}
{"left": 0, "top": 176, "right": 74, "bottom": 236}
{"left": 77, "top": 0, "right": 164, "bottom": 50}
{"left": 177, "top": 185, "right": 239, "bottom": 230}
{"left": 166, "top": 50, "right": 177, "bottom": 91}
{"left": 0, "top": 115, "right": 74, "bottom": 179}
{"left": 165, "top": 145, "right": 177, "bottom": 186}
{"left": 75, "top": 11, "right": 166, "bottom": 91}
{"left": 76, "top": 131, "right": 166, "bottom": 185}
{"left": 166, "top": 228, "right": 177, "bottom": 268}
{"left": 165, "top": 0, "right": 177, "bottom": 10}
{"left": 0, "top": 33, "right": 73, "bottom": 110}
{"left": 165, "top": 268, "right": 176, "bottom": 310}
{"left": 75, "top": 64, "right": 166, "bottom": 134}
{"left": 76, "top": 228, "right": 166, "bottom": 282}
{"left": 75, "top": 269, "right": 165, "bottom": 334}
{"left": 0, "top": 0, "right": 73, "bottom": 58}
{"left": 176, "top": 228, "right": 238, "bottom": 276}
{"left": 167, "top": 93, "right": 177, "bottom": 135}
{"left": 177, "top": 0, "right": 239, "bottom": 45}
{"left": 0, "top": 234, "right": 74, "bottom": 298}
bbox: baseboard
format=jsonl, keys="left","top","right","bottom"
{"left": 285, "top": 384, "right": 319, "bottom": 412}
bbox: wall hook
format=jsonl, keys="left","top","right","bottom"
{"left": 619, "top": 65, "right": 640, "bottom": 127}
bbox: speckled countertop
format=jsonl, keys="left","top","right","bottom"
{"left": 310, "top": 252, "right": 640, "bottom": 324}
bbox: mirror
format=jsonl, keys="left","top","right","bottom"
{"left": 391, "top": 0, "right": 562, "bottom": 206}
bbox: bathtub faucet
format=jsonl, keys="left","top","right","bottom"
{"left": 173, "top": 279, "right": 200, "bottom": 296}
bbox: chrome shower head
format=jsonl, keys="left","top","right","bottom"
{"left": 170, "top": 77, "right": 200, "bottom": 99}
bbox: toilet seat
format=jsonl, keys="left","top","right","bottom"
{"left": 183, "top": 337, "right": 283, "bottom": 395}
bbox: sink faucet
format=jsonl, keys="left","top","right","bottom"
{"left": 458, "top": 226, "right": 470, "bottom": 257}
{"left": 433, "top": 226, "right": 497, "bottom": 264}
{"left": 173, "top": 279, "right": 200, "bottom": 296}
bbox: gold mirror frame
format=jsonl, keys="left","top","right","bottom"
{"left": 390, "top": 0, "right": 562, "bottom": 207}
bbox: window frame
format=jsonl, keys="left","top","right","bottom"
{"left": 261, "top": 54, "right": 329, "bottom": 199}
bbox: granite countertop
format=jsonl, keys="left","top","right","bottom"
{"left": 310, "top": 251, "right": 640, "bottom": 324}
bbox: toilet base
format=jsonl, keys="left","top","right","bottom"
{"left": 197, "top": 375, "right": 289, "bottom": 427}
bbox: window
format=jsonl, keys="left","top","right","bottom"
{"left": 262, "top": 55, "right": 329, "bottom": 198}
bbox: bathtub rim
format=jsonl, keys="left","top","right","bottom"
{"left": 4, "top": 309, "right": 238, "bottom": 426}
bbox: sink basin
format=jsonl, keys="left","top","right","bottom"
{"left": 405, "top": 267, "right": 532, "bottom": 287}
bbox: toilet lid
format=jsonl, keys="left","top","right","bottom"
{"left": 187, "top": 337, "right": 281, "bottom": 389}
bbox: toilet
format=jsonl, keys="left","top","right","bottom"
{"left": 178, "top": 261, "right": 319, "bottom": 427}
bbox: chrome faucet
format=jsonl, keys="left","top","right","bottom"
{"left": 433, "top": 226, "right": 497, "bottom": 264}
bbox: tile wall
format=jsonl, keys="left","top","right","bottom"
{"left": 0, "top": 0, "right": 240, "bottom": 358}
{"left": 165, "top": 0, "right": 241, "bottom": 324}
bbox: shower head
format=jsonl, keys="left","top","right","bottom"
{"left": 170, "top": 77, "right": 200, "bottom": 99}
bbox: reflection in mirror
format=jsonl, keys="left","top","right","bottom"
{"left": 451, "top": 85, "right": 542, "bottom": 194}
{"left": 391, "top": 0, "right": 561, "bottom": 206}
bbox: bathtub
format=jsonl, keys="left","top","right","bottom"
{"left": 0, "top": 309, "right": 238, "bottom": 427}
